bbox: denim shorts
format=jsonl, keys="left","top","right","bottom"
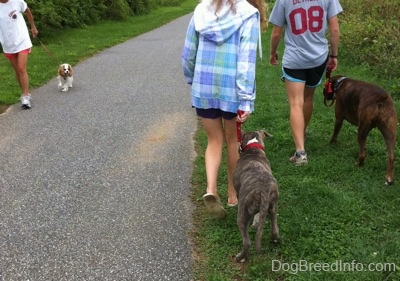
{"left": 195, "top": 108, "right": 237, "bottom": 120}
{"left": 282, "top": 58, "right": 328, "bottom": 87}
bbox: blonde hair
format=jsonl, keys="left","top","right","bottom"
{"left": 211, "top": 0, "right": 236, "bottom": 14}
{"left": 208, "top": 0, "right": 268, "bottom": 30}
{"left": 247, "top": 0, "right": 268, "bottom": 31}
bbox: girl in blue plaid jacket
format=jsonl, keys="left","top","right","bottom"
{"left": 182, "top": 0, "right": 265, "bottom": 218}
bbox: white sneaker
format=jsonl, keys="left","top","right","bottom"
{"left": 289, "top": 151, "right": 308, "bottom": 165}
{"left": 21, "top": 94, "right": 31, "bottom": 109}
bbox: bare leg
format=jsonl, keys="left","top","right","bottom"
{"left": 224, "top": 117, "right": 239, "bottom": 205}
{"left": 286, "top": 81, "right": 316, "bottom": 152}
{"left": 8, "top": 52, "right": 30, "bottom": 95}
{"left": 201, "top": 117, "right": 224, "bottom": 199}
{"left": 286, "top": 81, "right": 306, "bottom": 152}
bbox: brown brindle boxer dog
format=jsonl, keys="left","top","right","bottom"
{"left": 233, "top": 130, "right": 279, "bottom": 263}
{"left": 328, "top": 75, "right": 398, "bottom": 185}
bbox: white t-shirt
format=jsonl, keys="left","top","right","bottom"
{"left": 0, "top": 0, "right": 32, "bottom": 54}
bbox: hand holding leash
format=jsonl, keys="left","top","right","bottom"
{"left": 323, "top": 66, "right": 335, "bottom": 107}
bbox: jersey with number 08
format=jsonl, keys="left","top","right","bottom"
{"left": 269, "top": 0, "right": 343, "bottom": 69}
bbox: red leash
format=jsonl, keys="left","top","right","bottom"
{"left": 323, "top": 66, "right": 335, "bottom": 107}
{"left": 236, "top": 110, "right": 244, "bottom": 142}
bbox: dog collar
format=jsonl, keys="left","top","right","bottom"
{"left": 334, "top": 77, "right": 347, "bottom": 92}
{"left": 241, "top": 143, "right": 265, "bottom": 152}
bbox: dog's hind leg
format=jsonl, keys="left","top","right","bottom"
{"left": 268, "top": 188, "right": 280, "bottom": 244}
{"left": 357, "top": 122, "right": 373, "bottom": 166}
{"left": 235, "top": 211, "right": 251, "bottom": 263}
{"left": 255, "top": 205, "right": 267, "bottom": 255}
{"left": 269, "top": 201, "right": 280, "bottom": 244}
{"left": 330, "top": 117, "right": 345, "bottom": 144}
{"left": 379, "top": 118, "right": 397, "bottom": 185}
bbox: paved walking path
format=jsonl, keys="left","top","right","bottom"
{"left": 0, "top": 14, "right": 196, "bottom": 281}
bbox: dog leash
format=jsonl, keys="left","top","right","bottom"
{"left": 236, "top": 110, "right": 244, "bottom": 153}
{"left": 323, "top": 66, "right": 335, "bottom": 107}
{"left": 236, "top": 110, "right": 244, "bottom": 141}
{"left": 36, "top": 37, "right": 60, "bottom": 66}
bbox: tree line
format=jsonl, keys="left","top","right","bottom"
{"left": 28, "top": 0, "right": 183, "bottom": 36}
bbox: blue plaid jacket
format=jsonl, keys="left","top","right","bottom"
{"left": 182, "top": 1, "right": 260, "bottom": 113}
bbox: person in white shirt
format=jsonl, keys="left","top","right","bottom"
{"left": 0, "top": 0, "right": 38, "bottom": 109}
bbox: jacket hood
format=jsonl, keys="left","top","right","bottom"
{"left": 193, "top": 0, "right": 259, "bottom": 45}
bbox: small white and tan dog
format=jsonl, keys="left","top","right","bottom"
{"left": 57, "top": 63, "right": 73, "bottom": 92}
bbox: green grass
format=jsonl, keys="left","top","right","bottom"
{"left": 192, "top": 29, "right": 400, "bottom": 281}
{"left": 1, "top": 1, "right": 399, "bottom": 280}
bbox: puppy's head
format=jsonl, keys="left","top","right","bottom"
{"left": 58, "top": 63, "right": 73, "bottom": 78}
{"left": 240, "top": 130, "right": 272, "bottom": 152}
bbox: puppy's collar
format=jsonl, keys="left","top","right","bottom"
{"left": 241, "top": 142, "right": 265, "bottom": 153}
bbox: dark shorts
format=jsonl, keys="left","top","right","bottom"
{"left": 282, "top": 57, "right": 328, "bottom": 87}
{"left": 195, "top": 108, "right": 237, "bottom": 120}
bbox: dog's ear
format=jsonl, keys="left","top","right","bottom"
{"left": 68, "top": 65, "right": 73, "bottom": 76}
{"left": 262, "top": 130, "right": 273, "bottom": 138}
{"left": 58, "top": 65, "right": 64, "bottom": 76}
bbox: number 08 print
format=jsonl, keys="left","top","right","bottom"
{"left": 289, "top": 6, "right": 324, "bottom": 35}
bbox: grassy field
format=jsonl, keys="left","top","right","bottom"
{"left": 1, "top": 1, "right": 399, "bottom": 280}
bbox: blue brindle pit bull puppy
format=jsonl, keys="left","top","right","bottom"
{"left": 327, "top": 75, "right": 398, "bottom": 185}
{"left": 233, "top": 130, "right": 280, "bottom": 263}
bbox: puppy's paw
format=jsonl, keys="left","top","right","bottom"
{"left": 62, "top": 87, "right": 68, "bottom": 92}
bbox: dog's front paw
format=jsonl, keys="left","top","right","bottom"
{"left": 235, "top": 253, "right": 247, "bottom": 263}
{"left": 62, "top": 87, "right": 68, "bottom": 92}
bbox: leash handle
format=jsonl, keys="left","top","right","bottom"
{"left": 326, "top": 65, "right": 332, "bottom": 79}
{"left": 236, "top": 110, "right": 244, "bottom": 142}
{"left": 323, "top": 65, "right": 335, "bottom": 107}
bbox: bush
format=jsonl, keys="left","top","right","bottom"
{"left": 127, "top": 0, "right": 150, "bottom": 15}
{"left": 157, "top": 0, "right": 185, "bottom": 7}
{"left": 339, "top": 0, "right": 400, "bottom": 82}
{"left": 103, "top": 0, "right": 133, "bottom": 20}
{"left": 28, "top": 0, "right": 108, "bottom": 36}
{"left": 27, "top": 0, "right": 187, "bottom": 33}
